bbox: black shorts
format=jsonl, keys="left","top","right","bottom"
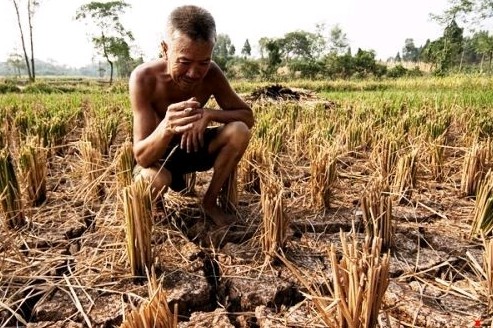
{"left": 134, "top": 127, "right": 220, "bottom": 191}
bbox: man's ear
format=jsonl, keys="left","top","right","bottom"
{"left": 160, "top": 41, "right": 168, "bottom": 58}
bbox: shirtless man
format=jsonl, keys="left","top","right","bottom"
{"left": 129, "top": 5, "right": 254, "bottom": 227}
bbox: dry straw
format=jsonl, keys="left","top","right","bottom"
{"left": 0, "top": 148, "right": 25, "bottom": 229}
{"left": 78, "top": 140, "right": 104, "bottom": 198}
{"left": 361, "top": 179, "right": 393, "bottom": 249}
{"left": 116, "top": 139, "right": 134, "bottom": 189}
{"left": 18, "top": 136, "right": 47, "bottom": 207}
{"left": 373, "top": 136, "right": 399, "bottom": 184}
{"left": 83, "top": 115, "right": 119, "bottom": 156}
{"left": 310, "top": 147, "right": 337, "bottom": 210}
{"left": 120, "top": 270, "right": 178, "bottom": 328}
{"left": 461, "top": 140, "right": 489, "bottom": 197}
{"left": 470, "top": 169, "right": 493, "bottom": 237}
{"left": 260, "top": 174, "right": 288, "bottom": 262}
{"left": 426, "top": 137, "right": 446, "bottom": 182}
{"left": 122, "top": 178, "right": 153, "bottom": 276}
{"left": 484, "top": 238, "right": 493, "bottom": 312}
{"left": 330, "top": 233, "right": 390, "bottom": 328}
{"left": 392, "top": 148, "right": 418, "bottom": 203}
{"left": 240, "top": 140, "right": 266, "bottom": 194}
{"left": 279, "top": 232, "right": 390, "bottom": 327}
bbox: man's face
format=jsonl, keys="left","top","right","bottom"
{"left": 165, "top": 31, "right": 214, "bottom": 89}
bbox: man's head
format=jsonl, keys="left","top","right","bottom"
{"left": 162, "top": 5, "right": 216, "bottom": 89}
{"left": 166, "top": 5, "right": 216, "bottom": 43}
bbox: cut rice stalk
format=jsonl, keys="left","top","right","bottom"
{"left": 260, "top": 175, "right": 288, "bottom": 263}
{"left": 18, "top": 135, "right": 47, "bottom": 207}
{"left": 0, "top": 148, "right": 25, "bottom": 229}
{"left": 122, "top": 178, "right": 153, "bottom": 276}
{"left": 120, "top": 269, "right": 177, "bottom": 328}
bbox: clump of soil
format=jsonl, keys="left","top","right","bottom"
{"left": 248, "top": 84, "right": 310, "bottom": 101}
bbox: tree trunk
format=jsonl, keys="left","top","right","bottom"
{"left": 458, "top": 49, "right": 464, "bottom": 72}
{"left": 480, "top": 53, "right": 485, "bottom": 74}
{"left": 28, "top": 0, "right": 35, "bottom": 82}
{"left": 489, "top": 51, "right": 492, "bottom": 74}
{"left": 12, "top": 0, "right": 33, "bottom": 81}
{"left": 109, "top": 60, "right": 114, "bottom": 85}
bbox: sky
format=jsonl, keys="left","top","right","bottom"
{"left": 0, "top": 0, "right": 454, "bottom": 68}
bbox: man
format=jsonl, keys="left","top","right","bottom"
{"left": 129, "top": 5, "right": 254, "bottom": 227}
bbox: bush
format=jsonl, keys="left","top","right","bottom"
{"left": 0, "top": 82, "right": 21, "bottom": 94}
{"left": 387, "top": 65, "right": 408, "bottom": 78}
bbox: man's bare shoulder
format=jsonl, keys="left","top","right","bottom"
{"left": 130, "top": 59, "right": 166, "bottom": 90}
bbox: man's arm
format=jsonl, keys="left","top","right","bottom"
{"left": 204, "top": 63, "right": 254, "bottom": 128}
{"left": 130, "top": 68, "right": 202, "bottom": 167}
{"left": 130, "top": 69, "right": 173, "bottom": 168}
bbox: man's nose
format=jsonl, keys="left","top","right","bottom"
{"left": 187, "top": 65, "right": 202, "bottom": 79}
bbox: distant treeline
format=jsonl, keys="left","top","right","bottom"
{"left": 0, "top": 59, "right": 118, "bottom": 78}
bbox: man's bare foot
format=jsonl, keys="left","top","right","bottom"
{"left": 202, "top": 202, "right": 237, "bottom": 227}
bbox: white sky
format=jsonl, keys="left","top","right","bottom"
{"left": 1, "top": 0, "right": 453, "bottom": 68}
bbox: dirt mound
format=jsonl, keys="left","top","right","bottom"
{"left": 248, "top": 84, "right": 312, "bottom": 101}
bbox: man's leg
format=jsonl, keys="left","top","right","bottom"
{"left": 203, "top": 121, "right": 251, "bottom": 226}
{"left": 134, "top": 164, "right": 172, "bottom": 202}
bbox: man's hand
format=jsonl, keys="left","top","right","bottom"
{"left": 164, "top": 97, "right": 203, "bottom": 135}
{"left": 180, "top": 110, "right": 210, "bottom": 153}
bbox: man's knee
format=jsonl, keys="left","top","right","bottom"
{"left": 224, "top": 121, "right": 251, "bottom": 149}
{"left": 135, "top": 166, "right": 171, "bottom": 195}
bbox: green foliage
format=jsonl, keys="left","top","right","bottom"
{"left": 213, "top": 34, "right": 236, "bottom": 72}
{"left": 402, "top": 38, "right": 419, "bottom": 62}
{"left": 237, "top": 58, "right": 260, "bottom": 80}
{"left": 387, "top": 65, "right": 408, "bottom": 78}
{"left": 241, "top": 39, "right": 252, "bottom": 57}
{"left": 75, "top": 1, "right": 135, "bottom": 84}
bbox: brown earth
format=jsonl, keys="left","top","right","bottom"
{"left": 0, "top": 100, "right": 490, "bottom": 328}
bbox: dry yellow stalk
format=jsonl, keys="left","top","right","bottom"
{"left": 331, "top": 233, "right": 390, "bottom": 328}
{"left": 361, "top": 179, "right": 393, "bottom": 249}
{"left": 19, "top": 136, "right": 47, "bottom": 207}
{"left": 310, "top": 147, "right": 337, "bottom": 210}
{"left": 0, "top": 148, "right": 25, "bottom": 229}
{"left": 392, "top": 148, "right": 418, "bottom": 203}
{"left": 115, "top": 139, "right": 134, "bottom": 189}
{"left": 78, "top": 140, "right": 104, "bottom": 197}
{"left": 427, "top": 137, "right": 445, "bottom": 182}
{"left": 120, "top": 270, "right": 177, "bottom": 328}
{"left": 260, "top": 175, "right": 288, "bottom": 262}
{"left": 373, "top": 136, "right": 399, "bottom": 184}
{"left": 484, "top": 238, "right": 493, "bottom": 312}
{"left": 122, "top": 178, "right": 153, "bottom": 276}
{"left": 470, "top": 169, "right": 493, "bottom": 237}
{"left": 240, "top": 140, "right": 265, "bottom": 194}
{"left": 461, "top": 140, "right": 489, "bottom": 197}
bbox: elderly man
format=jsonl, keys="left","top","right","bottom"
{"left": 129, "top": 5, "right": 254, "bottom": 227}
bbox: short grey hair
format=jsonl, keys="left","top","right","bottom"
{"left": 167, "top": 5, "right": 216, "bottom": 42}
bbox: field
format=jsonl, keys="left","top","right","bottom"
{"left": 1, "top": 75, "right": 493, "bottom": 327}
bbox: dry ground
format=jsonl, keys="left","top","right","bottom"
{"left": 0, "top": 97, "right": 490, "bottom": 328}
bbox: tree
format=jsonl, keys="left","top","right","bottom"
{"left": 402, "top": 38, "right": 420, "bottom": 62}
{"left": 213, "top": 34, "right": 235, "bottom": 72}
{"left": 241, "top": 39, "right": 251, "bottom": 57}
{"left": 258, "top": 37, "right": 270, "bottom": 59}
{"left": 76, "top": 1, "right": 134, "bottom": 84}
{"left": 328, "top": 24, "right": 348, "bottom": 55}
{"left": 395, "top": 52, "right": 402, "bottom": 62}
{"left": 282, "top": 30, "right": 322, "bottom": 60}
{"left": 262, "top": 39, "right": 283, "bottom": 79}
{"left": 238, "top": 58, "right": 260, "bottom": 79}
{"left": 440, "top": 19, "right": 464, "bottom": 72}
{"left": 473, "top": 30, "right": 493, "bottom": 72}
{"left": 6, "top": 52, "right": 24, "bottom": 77}
{"left": 10, "top": 0, "right": 38, "bottom": 82}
